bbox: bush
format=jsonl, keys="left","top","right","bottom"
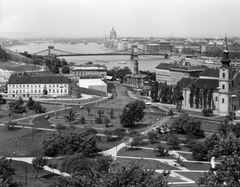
{"left": 154, "top": 144, "right": 169, "bottom": 157}
{"left": 147, "top": 130, "right": 159, "bottom": 144}
{"left": 202, "top": 109, "right": 213, "bottom": 116}
{"left": 130, "top": 136, "right": 143, "bottom": 149}
{"left": 185, "top": 139, "right": 199, "bottom": 149}
{"left": 79, "top": 116, "right": 86, "bottom": 124}
{"left": 114, "top": 128, "right": 126, "bottom": 138}
{"left": 55, "top": 124, "right": 66, "bottom": 131}
{"left": 192, "top": 142, "right": 209, "bottom": 161}
{"left": 85, "top": 127, "right": 98, "bottom": 135}
{"left": 232, "top": 123, "right": 240, "bottom": 138}
{"left": 104, "top": 129, "right": 114, "bottom": 141}
{"left": 95, "top": 117, "right": 103, "bottom": 124}
{"left": 165, "top": 133, "right": 179, "bottom": 147}
{"left": 5, "top": 121, "right": 17, "bottom": 130}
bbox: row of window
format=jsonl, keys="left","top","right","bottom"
{"left": 9, "top": 84, "right": 67, "bottom": 88}
{"left": 9, "top": 89, "right": 67, "bottom": 94}
{"left": 73, "top": 71, "right": 104, "bottom": 75}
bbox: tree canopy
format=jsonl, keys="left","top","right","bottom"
{"left": 119, "top": 100, "right": 146, "bottom": 127}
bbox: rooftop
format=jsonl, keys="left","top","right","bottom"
{"left": 178, "top": 77, "right": 198, "bottom": 88}
{"left": 199, "top": 68, "right": 219, "bottom": 78}
{"left": 190, "top": 78, "right": 219, "bottom": 89}
{"left": 8, "top": 75, "right": 71, "bottom": 84}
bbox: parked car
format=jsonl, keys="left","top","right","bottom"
{"left": 79, "top": 105, "right": 84, "bottom": 109}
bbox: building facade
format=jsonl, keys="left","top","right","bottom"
{"left": 155, "top": 62, "right": 205, "bottom": 85}
{"left": 7, "top": 75, "right": 71, "bottom": 98}
{"left": 70, "top": 65, "right": 107, "bottom": 79}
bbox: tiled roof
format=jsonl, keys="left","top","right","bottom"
{"left": 178, "top": 77, "right": 197, "bottom": 88}
{"left": 156, "top": 63, "right": 207, "bottom": 72}
{"left": 199, "top": 69, "right": 219, "bottom": 77}
{"left": 8, "top": 75, "right": 71, "bottom": 84}
{"left": 190, "top": 79, "right": 219, "bottom": 89}
{"left": 155, "top": 63, "right": 172, "bottom": 70}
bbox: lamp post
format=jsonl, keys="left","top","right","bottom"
{"left": 216, "top": 87, "right": 221, "bottom": 116}
{"left": 53, "top": 95, "right": 58, "bottom": 124}
{"left": 145, "top": 102, "right": 151, "bottom": 133}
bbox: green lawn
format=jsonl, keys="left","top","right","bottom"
{"left": 175, "top": 171, "right": 203, "bottom": 181}
{"left": 181, "top": 162, "right": 210, "bottom": 170}
{"left": 12, "top": 160, "right": 58, "bottom": 187}
{"left": 178, "top": 152, "right": 196, "bottom": 161}
{"left": 117, "top": 147, "right": 176, "bottom": 159}
{"left": 0, "top": 126, "right": 44, "bottom": 157}
{"left": 97, "top": 136, "right": 123, "bottom": 151}
{"left": 116, "top": 158, "right": 178, "bottom": 170}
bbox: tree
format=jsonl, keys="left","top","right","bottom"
{"left": 61, "top": 65, "right": 70, "bottom": 74}
{"left": 151, "top": 81, "right": 159, "bottom": 102}
{"left": 0, "top": 94, "right": 6, "bottom": 104}
{"left": 64, "top": 109, "right": 78, "bottom": 123}
{"left": 27, "top": 97, "right": 35, "bottom": 110}
{"left": 198, "top": 155, "right": 240, "bottom": 186}
{"left": 33, "top": 101, "right": 44, "bottom": 113}
{"left": 147, "top": 130, "right": 159, "bottom": 144}
{"left": 32, "top": 156, "right": 47, "bottom": 178}
{"left": 232, "top": 122, "right": 240, "bottom": 137}
{"left": 108, "top": 108, "right": 115, "bottom": 119}
{"left": 79, "top": 116, "right": 86, "bottom": 124}
{"left": 218, "top": 119, "right": 232, "bottom": 138}
{"left": 212, "top": 133, "right": 240, "bottom": 158}
{"left": 195, "top": 87, "right": 200, "bottom": 108}
{"left": 154, "top": 144, "right": 169, "bottom": 157}
{"left": 42, "top": 128, "right": 98, "bottom": 157}
{"left": 55, "top": 159, "right": 169, "bottom": 187}
{"left": 0, "top": 156, "right": 22, "bottom": 186}
{"left": 189, "top": 84, "right": 195, "bottom": 108}
{"left": 8, "top": 98, "right": 26, "bottom": 114}
{"left": 119, "top": 100, "right": 146, "bottom": 127}
{"left": 104, "top": 116, "right": 110, "bottom": 127}
{"left": 191, "top": 142, "right": 209, "bottom": 161}
{"left": 204, "top": 133, "right": 220, "bottom": 151}
{"left": 98, "top": 109, "right": 104, "bottom": 117}
{"left": 208, "top": 87, "right": 213, "bottom": 109}
{"left": 164, "top": 133, "right": 180, "bottom": 149}
{"left": 86, "top": 107, "right": 91, "bottom": 116}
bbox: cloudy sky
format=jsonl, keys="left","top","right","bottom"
{"left": 1, "top": 0, "right": 240, "bottom": 38}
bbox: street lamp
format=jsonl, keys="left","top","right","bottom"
{"left": 53, "top": 95, "right": 58, "bottom": 123}
{"left": 216, "top": 87, "right": 221, "bottom": 116}
{"left": 145, "top": 101, "right": 151, "bottom": 133}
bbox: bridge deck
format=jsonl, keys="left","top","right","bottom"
{"left": 57, "top": 53, "right": 165, "bottom": 57}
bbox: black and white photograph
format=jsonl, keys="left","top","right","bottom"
{"left": 0, "top": 0, "right": 240, "bottom": 186}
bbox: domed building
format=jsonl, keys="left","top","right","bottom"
{"left": 109, "top": 27, "right": 117, "bottom": 40}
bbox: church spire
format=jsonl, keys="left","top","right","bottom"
{"left": 220, "top": 34, "right": 231, "bottom": 67}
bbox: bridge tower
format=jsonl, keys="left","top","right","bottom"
{"left": 130, "top": 45, "right": 138, "bottom": 60}
{"left": 48, "top": 46, "right": 54, "bottom": 56}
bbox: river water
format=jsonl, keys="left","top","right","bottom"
{"left": 7, "top": 42, "right": 219, "bottom": 72}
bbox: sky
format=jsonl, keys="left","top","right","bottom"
{"left": 1, "top": 0, "right": 240, "bottom": 38}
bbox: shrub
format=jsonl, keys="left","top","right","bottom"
{"left": 204, "top": 133, "right": 220, "bottom": 150}
{"left": 154, "top": 144, "right": 169, "bottom": 157}
{"left": 5, "top": 121, "right": 17, "bottom": 130}
{"left": 202, "top": 109, "right": 213, "bottom": 116}
{"left": 232, "top": 123, "right": 240, "bottom": 138}
{"left": 185, "top": 139, "right": 198, "bottom": 149}
{"left": 192, "top": 142, "right": 209, "bottom": 161}
{"left": 130, "top": 136, "right": 143, "bottom": 149}
{"left": 114, "top": 127, "right": 126, "bottom": 138}
{"left": 85, "top": 127, "right": 98, "bottom": 135}
{"left": 79, "top": 116, "right": 86, "bottom": 124}
{"left": 147, "top": 130, "right": 159, "bottom": 144}
{"left": 104, "top": 129, "right": 114, "bottom": 141}
{"left": 55, "top": 124, "right": 66, "bottom": 131}
{"left": 165, "top": 133, "right": 179, "bottom": 147}
{"left": 95, "top": 117, "right": 103, "bottom": 124}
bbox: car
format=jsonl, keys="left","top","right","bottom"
{"left": 50, "top": 123, "right": 57, "bottom": 128}
{"left": 44, "top": 115, "right": 50, "bottom": 119}
{"left": 79, "top": 105, "right": 84, "bottom": 109}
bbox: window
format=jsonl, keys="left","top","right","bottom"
{"left": 222, "top": 85, "right": 225, "bottom": 89}
{"left": 222, "top": 98, "right": 224, "bottom": 103}
{"left": 39, "top": 85, "right": 41, "bottom": 87}
{"left": 223, "top": 73, "right": 225, "bottom": 78}
{"left": 216, "top": 96, "right": 218, "bottom": 101}
{"left": 53, "top": 89, "right": 55, "bottom": 93}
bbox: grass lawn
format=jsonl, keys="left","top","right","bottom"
{"left": 117, "top": 147, "right": 175, "bottom": 159}
{"left": 181, "top": 162, "right": 210, "bottom": 170}
{"left": 175, "top": 171, "right": 203, "bottom": 181}
{"left": 116, "top": 157, "right": 178, "bottom": 170}
{"left": 3, "top": 64, "right": 42, "bottom": 71}
{"left": 0, "top": 126, "right": 45, "bottom": 157}
{"left": 178, "top": 152, "right": 197, "bottom": 161}
{"left": 201, "top": 121, "right": 220, "bottom": 133}
{"left": 12, "top": 160, "right": 58, "bottom": 187}
{"left": 96, "top": 136, "right": 123, "bottom": 151}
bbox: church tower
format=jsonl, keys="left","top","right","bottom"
{"left": 218, "top": 36, "right": 232, "bottom": 113}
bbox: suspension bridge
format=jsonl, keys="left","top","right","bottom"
{"left": 33, "top": 45, "right": 169, "bottom": 60}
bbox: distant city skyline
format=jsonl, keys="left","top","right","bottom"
{"left": 1, "top": 0, "right": 240, "bottom": 38}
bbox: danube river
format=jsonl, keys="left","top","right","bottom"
{"left": 7, "top": 43, "right": 219, "bottom": 72}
